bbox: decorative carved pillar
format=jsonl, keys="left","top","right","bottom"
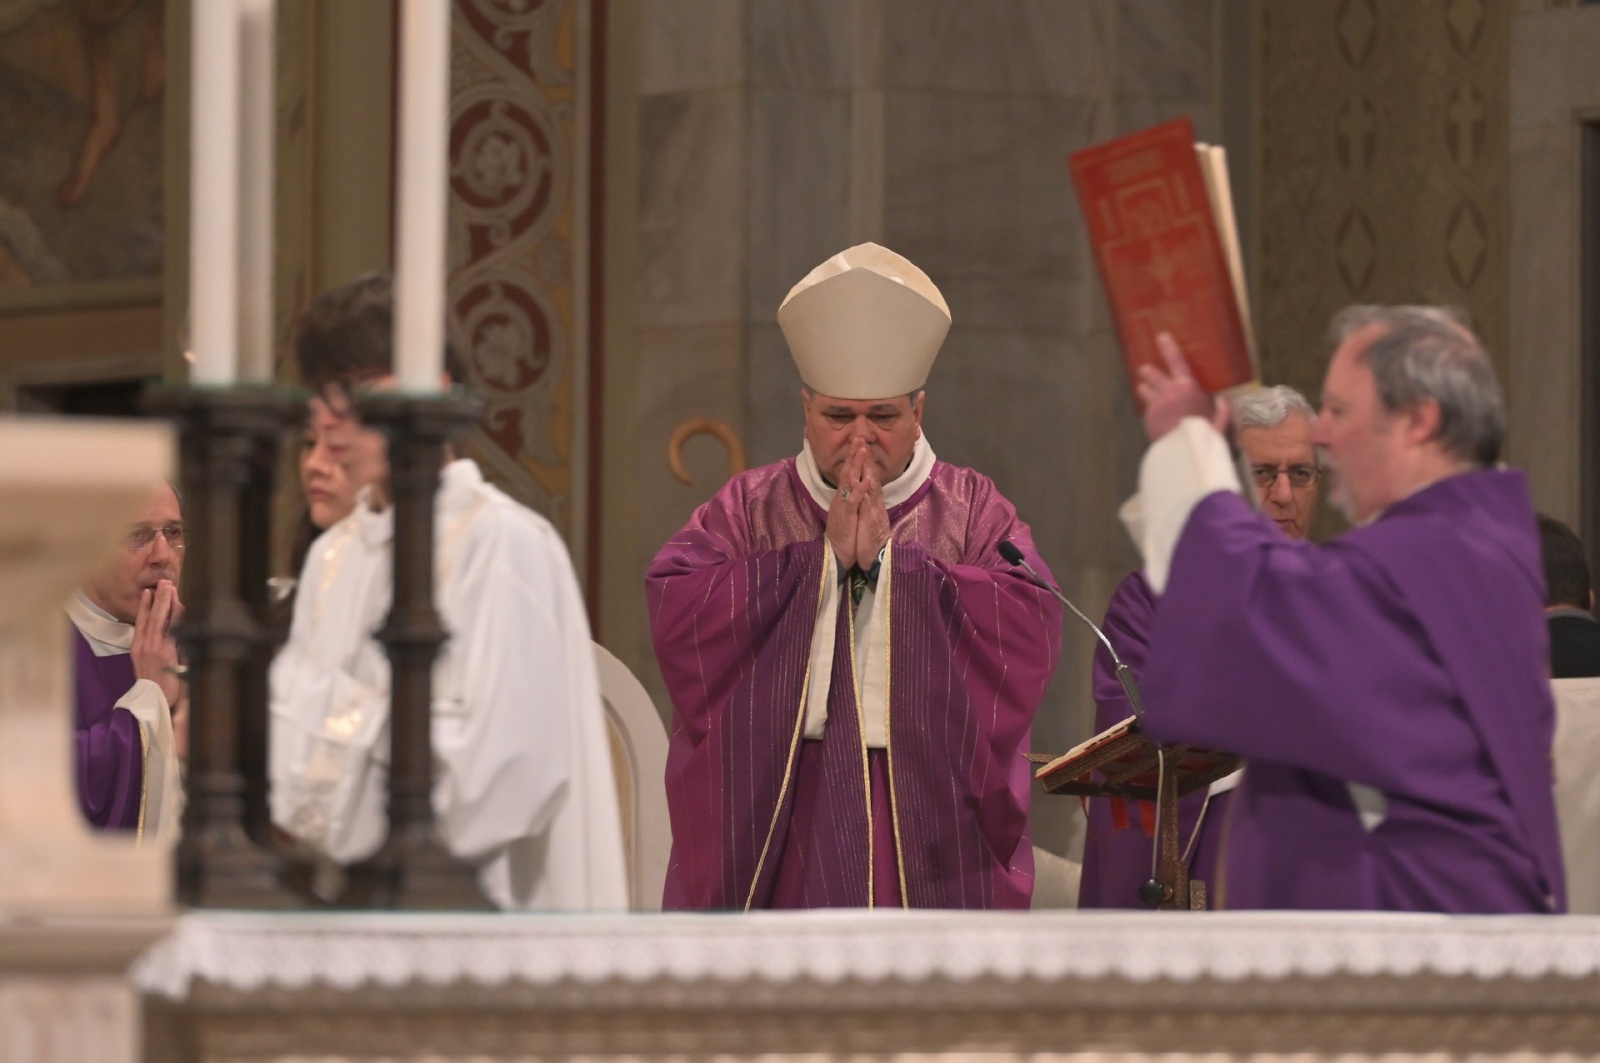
{"left": 342, "top": 391, "right": 493, "bottom": 910}
{"left": 146, "top": 389, "right": 300, "bottom": 909}
{"left": 238, "top": 423, "right": 286, "bottom": 847}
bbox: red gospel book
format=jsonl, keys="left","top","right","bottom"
{"left": 1070, "top": 117, "right": 1257, "bottom": 400}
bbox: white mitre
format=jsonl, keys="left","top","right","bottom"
{"left": 777, "top": 242, "right": 951, "bottom": 399}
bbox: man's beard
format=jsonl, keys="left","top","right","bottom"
{"left": 1320, "top": 458, "right": 1360, "bottom": 524}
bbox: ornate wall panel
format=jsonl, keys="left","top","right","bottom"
{"left": 448, "top": 0, "right": 590, "bottom": 551}
{"left": 1257, "top": 0, "right": 1511, "bottom": 402}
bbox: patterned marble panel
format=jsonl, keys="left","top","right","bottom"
{"left": 883, "top": 92, "right": 1100, "bottom": 333}
{"left": 1116, "top": 0, "right": 1215, "bottom": 101}
{"left": 1257, "top": 0, "right": 1512, "bottom": 395}
{"left": 883, "top": 0, "right": 1114, "bottom": 97}
{"left": 748, "top": 0, "right": 861, "bottom": 90}
{"left": 636, "top": 89, "right": 748, "bottom": 329}
{"left": 639, "top": 0, "right": 747, "bottom": 94}
{"left": 745, "top": 88, "right": 854, "bottom": 320}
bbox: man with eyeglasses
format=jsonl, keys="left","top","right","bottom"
{"left": 1079, "top": 386, "right": 1319, "bottom": 909}
{"left": 67, "top": 482, "right": 187, "bottom": 840}
{"left": 1124, "top": 307, "right": 1564, "bottom": 913}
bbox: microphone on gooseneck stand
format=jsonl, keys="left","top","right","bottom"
{"left": 998, "top": 541, "right": 1144, "bottom": 719}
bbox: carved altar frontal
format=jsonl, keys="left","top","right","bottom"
{"left": 137, "top": 910, "right": 1600, "bottom": 1060}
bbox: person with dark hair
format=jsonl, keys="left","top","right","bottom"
{"left": 269, "top": 274, "right": 626, "bottom": 910}
{"left": 69, "top": 482, "right": 186, "bottom": 840}
{"left": 1126, "top": 306, "right": 1563, "bottom": 913}
{"left": 1537, "top": 515, "right": 1600, "bottom": 678}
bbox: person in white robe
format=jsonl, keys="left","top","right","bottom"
{"left": 269, "top": 274, "right": 627, "bottom": 910}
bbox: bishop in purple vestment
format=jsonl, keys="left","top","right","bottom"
{"left": 648, "top": 244, "right": 1062, "bottom": 910}
{"left": 69, "top": 482, "right": 187, "bottom": 837}
{"left": 1126, "top": 307, "right": 1564, "bottom": 913}
{"left": 1080, "top": 387, "right": 1322, "bottom": 908}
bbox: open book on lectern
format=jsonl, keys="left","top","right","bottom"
{"left": 1030, "top": 715, "right": 1239, "bottom": 802}
{"left": 1070, "top": 116, "right": 1259, "bottom": 405}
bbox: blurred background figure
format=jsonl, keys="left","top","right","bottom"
{"left": 68, "top": 480, "right": 185, "bottom": 840}
{"left": 1539, "top": 515, "right": 1600, "bottom": 679}
{"left": 1540, "top": 514, "right": 1600, "bottom": 913}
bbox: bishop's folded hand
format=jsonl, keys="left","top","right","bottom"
{"left": 855, "top": 463, "right": 890, "bottom": 566}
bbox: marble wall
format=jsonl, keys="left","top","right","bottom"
{"left": 616, "top": 0, "right": 1244, "bottom": 859}
{"left": 1255, "top": 0, "right": 1511, "bottom": 421}
{"left": 1508, "top": 3, "right": 1600, "bottom": 536}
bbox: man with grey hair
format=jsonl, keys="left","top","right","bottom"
{"left": 1079, "top": 384, "right": 1320, "bottom": 908}
{"left": 1120, "top": 306, "right": 1564, "bottom": 912}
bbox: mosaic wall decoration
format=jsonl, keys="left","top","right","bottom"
{"left": 448, "top": 0, "right": 588, "bottom": 543}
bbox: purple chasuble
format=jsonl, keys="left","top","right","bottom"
{"left": 1142, "top": 469, "right": 1564, "bottom": 913}
{"left": 1078, "top": 570, "right": 1229, "bottom": 908}
{"left": 648, "top": 458, "right": 1062, "bottom": 909}
{"left": 71, "top": 625, "right": 145, "bottom": 831}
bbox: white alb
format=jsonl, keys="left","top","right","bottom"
{"left": 269, "top": 458, "right": 627, "bottom": 910}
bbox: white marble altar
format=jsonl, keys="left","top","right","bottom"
{"left": 137, "top": 909, "right": 1600, "bottom": 1060}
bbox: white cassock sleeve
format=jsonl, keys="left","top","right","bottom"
{"left": 1120, "top": 417, "right": 1242, "bottom": 594}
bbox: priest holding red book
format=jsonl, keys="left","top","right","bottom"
{"left": 648, "top": 243, "right": 1062, "bottom": 910}
{"left": 1127, "top": 306, "right": 1565, "bottom": 912}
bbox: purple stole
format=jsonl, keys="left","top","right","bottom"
{"left": 72, "top": 625, "right": 145, "bottom": 831}
{"left": 649, "top": 458, "right": 1062, "bottom": 909}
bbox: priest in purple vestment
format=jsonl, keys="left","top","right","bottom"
{"left": 68, "top": 482, "right": 187, "bottom": 839}
{"left": 1122, "top": 306, "right": 1564, "bottom": 913}
{"left": 1080, "top": 385, "right": 1322, "bottom": 908}
{"left": 648, "top": 243, "right": 1063, "bottom": 910}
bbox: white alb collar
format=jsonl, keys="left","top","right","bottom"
{"left": 797, "top": 433, "right": 936, "bottom": 513}
{"left": 66, "top": 590, "right": 134, "bottom": 654}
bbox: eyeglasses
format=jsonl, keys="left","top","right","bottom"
{"left": 1250, "top": 464, "right": 1320, "bottom": 489}
{"left": 127, "top": 522, "right": 186, "bottom": 551}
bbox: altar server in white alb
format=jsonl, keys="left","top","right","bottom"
{"left": 270, "top": 274, "right": 628, "bottom": 910}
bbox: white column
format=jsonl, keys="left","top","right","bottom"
{"left": 188, "top": 0, "right": 242, "bottom": 387}
{"left": 393, "top": 0, "right": 452, "bottom": 393}
{"left": 236, "top": 0, "right": 277, "bottom": 385}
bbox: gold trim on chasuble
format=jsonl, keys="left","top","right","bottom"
{"left": 744, "top": 543, "right": 832, "bottom": 911}
{"left": 846, "top": 554, "right": 873, "bottom": 908}
{"left": 880, "top": 540, "right": 907, "bottom": 904}
{"left": 135, "top": 720, "right": 149, "bottom": 843}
